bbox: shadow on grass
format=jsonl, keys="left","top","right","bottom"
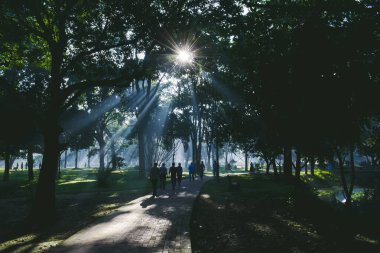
{"left": 190, "top": 175, "right": 380, "bottom": 253}
{"left": 0, "top": 169, "right": 151, "bottom": 253}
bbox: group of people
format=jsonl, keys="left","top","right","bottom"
{"left": 149, "top": 162, "right": 183, "bottom": 197}
{"left": 148, "top": 161, "right": 207, "bottom": 197}
{"left": 187, "top": 161, "right": 205, "bottom": 181}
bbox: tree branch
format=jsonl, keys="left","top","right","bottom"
{"left": 62, "top": 39, "right": 137, "bottom": 75}
{"left": 60, "top": 75, "right": 132, "bottom": 102}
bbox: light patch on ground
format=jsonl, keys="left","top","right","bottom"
{"left": 58, "top": 179, "right": 96, "bottom": 185}
{"left": 248, "top": 222, "right": 276, "bottom": 234}
{"left": 273, "top": 214, "right": 320, "bottom": 239}
{"left": 355, "top": 234, "right": 378, "bottom": 244}
{"left": 0, "top": 234, "right": 38, "bottom": 252}
{"left": 92, "top": 203, "right": 120, "bottom": 217}
{"left": 0, "top": 234, "right": 61, "bottom": 253}
{"left": 30, "top": 240, "right": 61, "bottom": 253}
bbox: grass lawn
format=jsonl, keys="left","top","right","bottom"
{"left": 190, "top": 174, "right": 380, "bottom": 253}
{"left": 0, "top": 168, "right": 150, "bottom": 253}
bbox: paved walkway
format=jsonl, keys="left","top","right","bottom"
{"left": 51, "top": 177, "right": 209, "bottom": 253}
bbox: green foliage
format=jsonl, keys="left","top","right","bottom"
{"left": 0, "top": 168, "right": 149, "bottom": 198}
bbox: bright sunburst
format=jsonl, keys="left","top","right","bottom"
{"left": 175, "top": 48, "right": 194, "bottom": 64}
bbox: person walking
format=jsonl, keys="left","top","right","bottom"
{"left": 177, "top": 162, "right": 183, "bottom": 187}
{"left": 250, "top": 162, "right": 254, "bottom": 173}
{"left": 169, "top": 163, "right": 177, "bottom": 190}
{"left": 149, "top": 163, "right": 160, "bottom": 197}
{"left": 199, "top": 161, "right": 205, "bottom": 180}
{"left": 188, "top": 162, "right": 195, "bottom": 181}
{"left": 159, "top": 163, "right": 167, "bottom": 190}
{"left": 212, "top": 160, "right": 217, "bottom": 177}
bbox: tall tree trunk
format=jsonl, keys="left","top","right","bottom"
{"left": 215, "top": 141, "right": 220, "bottom": 183}
{"left": 283, "top": 146, "right": 292, "bottom": 177}
{"left": 32, "top": 122, "right": 60, "bottom": 224}
{"left": 138, "top": 128, "right": 145, "bottom": 177}
{"left": 57, "top": 154, "right": 61, "bottom": 179}
{"left": 111, "top": 141, "right": 117, "bottom": 170}
{"left": 135, "top": 80, "right": 140, "bottom": 92}
{"left": 310, "top": 156, "right": 315, "bottom": 176}
{"left": 304, "top": 159, "right": 308, "bottom": 174}
{"left": 265, "top": 158, "right": 270, "bottom": 175}
{"left": 64, "top": 150, "right": 67, "bottom": 168}
{"left": 295, "top": 151, "right": 301, "bottom": 180}
{"left": 244, "top": 150, "right": 248, "bottom": 172}
{"left": 3, "top": 148, "right": 10, "bottom": 181}
{"left": 10, "top": 156, "right": 16, "bottom": 171}
{"left": 87, "top": 149, "right": 91, "bottom": 168}
{"left": 336, "top": 147, "right": 352, "bottom": 207}
{"left": 225, "top": 144, "right": 228, "bottom": 169}
{"left": 74, "top": 149, "right": 78, "bottom": 169}
{"left": 272, "top": 158, "right": 278, "bottom": 174}
{"left": 147, "top": 79, "right": 151, "bottom": 98}
{"left": 27, "top": 148, "right": 34, "bottom": 180}
{"left": 346, "top": 145, "right": 356, "bottom": 207}
{"left": 206, "top": 143, "right": 211, "bottom": 170}
{"left": 99, "top": 144, "right": 105, "bottom": 170}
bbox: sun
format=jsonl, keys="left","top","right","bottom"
{"left": 175, "top": 48, "right": 194, "bottom": 65}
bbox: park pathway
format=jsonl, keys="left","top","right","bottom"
{"left": 51, "top": 176, "right": 210, "bottom": 253}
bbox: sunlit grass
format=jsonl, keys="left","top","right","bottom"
{"left": 58, "top": 179, "right": 96, "bottom": 185}
{"left": 0, "top": 167, "right": 152, "bottom": 252}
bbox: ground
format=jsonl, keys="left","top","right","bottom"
{"left": 1, "top": 167, "right": 379, "bottom": 253}
{"left": 0, "top": 168, "right": 151, "bottom": 253}
{"left": 51, "top": 177, "right": 208, "bottom": 253}
{"left": 190, "top": 173, "right": 380, "bottom": 253}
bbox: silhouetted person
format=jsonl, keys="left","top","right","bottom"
{"left": 39, "top": 162, "right": 42, "bottom": 169}
{"left": 212, "top": 160, "right": 217, "bottom": 177}
{"left": 21, "top": 162, "right": 24, "bottom": 170}
{"left": 250, "top": 162, "right": 254, "bottom": 173}
{"left": 188, "top": 162, "right": 195, "bottom": 181}
{"left": 177, "top": 163, "right": 183, "bottom": 187}
{"left": 149, "top": 163, "right": 160, "bottom": 197}
{"left": 159, "top": 163, "right": 167, "bottom": 189}
{"left": 169, "top": 163, "right": 177, "bottom": 190}
{"left": 199, "top": 161, "right": 205, "bottom": 180}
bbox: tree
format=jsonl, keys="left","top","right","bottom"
{"left": 0, "top": 0, "right": 159, "bottom": 223}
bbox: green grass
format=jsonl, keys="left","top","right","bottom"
{"left": 191, "top": 174, "right": 380, "bottom": 253}
{"left": 0, "top": 168, "right": 149, "bottom": 198}
{"left": 0, "top": 167, "right": 150, "bottom": 253}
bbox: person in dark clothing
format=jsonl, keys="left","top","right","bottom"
{"left": 212, "top": 160, "right": 217, "bottom": 177}
{"left": 169, "top": 162, "right": 177, "bottom": 190}
{"left": 149, "top": 163, "right": 160, "bottom": 197}
{"left": 250, "top": 162, "right": 254, "bottom": 173}
{"left": 199, "top": 161, "right": 205, "bottom": 180}
{"left": 159, "top": 163, "right": 167, "bottom": 189}
{"left": 188, "top": 162, "right": 195, "bottom": 181}
{"left": 177, "top": 163, "right": 183, "bottom": 187}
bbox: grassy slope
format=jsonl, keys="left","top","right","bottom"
{"left": 191, "top": 174, "right": 380, "bottom": 253}
{"left": 0, "top": 168, "right": 150, "bottom": 253}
